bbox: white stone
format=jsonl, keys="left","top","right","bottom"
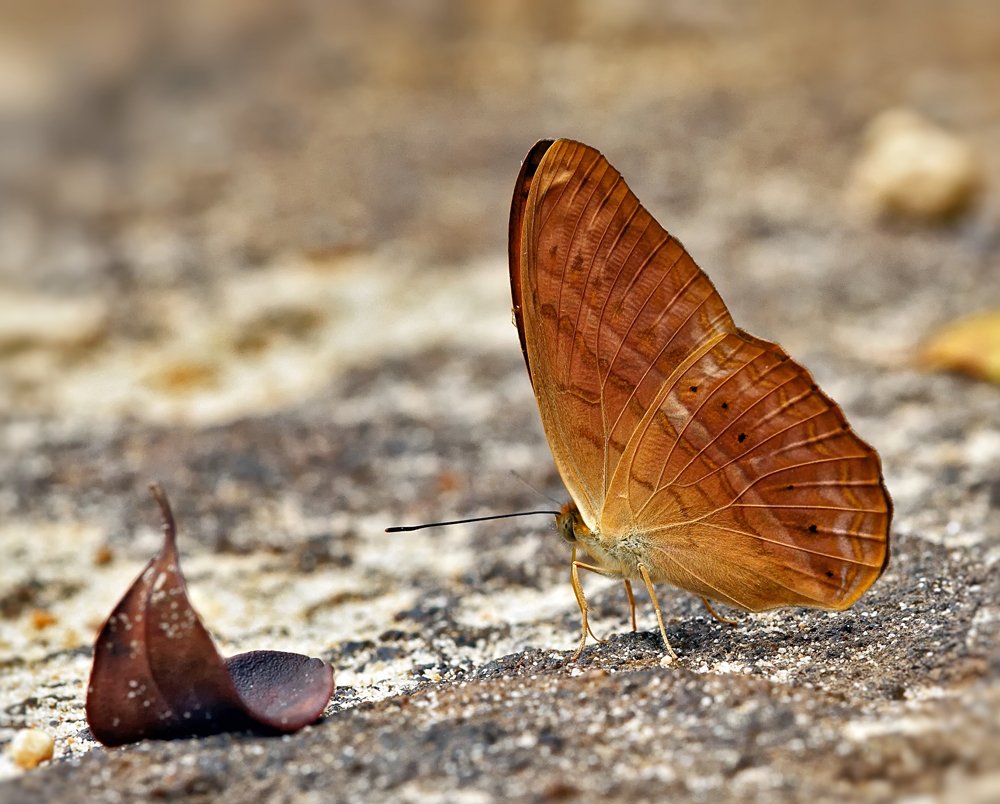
{"left": 8, "top": 729, "right": 54, "bottom": 770}
{"left": 846, "top": 108, "right": 981, "bottom": 220}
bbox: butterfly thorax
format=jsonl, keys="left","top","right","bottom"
{"left": 556, "top": 501, "right": 646, "bottom": 581}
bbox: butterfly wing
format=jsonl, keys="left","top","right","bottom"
{"left": 510, "top": 138, "right": 891, "bottom": 611}
{"left": 510, "top": 138, "right": 734, "bottom": 527}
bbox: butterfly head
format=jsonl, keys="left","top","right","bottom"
{"left": 555, "top": 501, "right": 591, "bottom": 545}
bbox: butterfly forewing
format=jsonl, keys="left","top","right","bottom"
{"left": 510, "top": 138, "right": 890, "bottom": 612}
{"left": 512, "top": 139, "right": 734, "bottom": 521}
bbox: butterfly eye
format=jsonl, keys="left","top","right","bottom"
{"left": 554, "top": 509, "right": 577, "bottom": 543}
{"left": 560, "top": 520, "right": 578, "bottom": 544}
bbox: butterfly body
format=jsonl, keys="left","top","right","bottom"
{"left": 557, "top": 501, "right": 642, "bottom": 578}
{"left": 510, "top": 139, "right": 892, "bottom": 657}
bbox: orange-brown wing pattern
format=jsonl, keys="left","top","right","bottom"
{"left": 613, "top": 329, "right": 890, "bottom": 610}
{"left": 510, "top": 139, "right": 733, "bottom": 521}
{"left": 510, "top": 138, "right": 890, "bottom": 611}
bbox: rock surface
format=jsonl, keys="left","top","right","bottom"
{"left": 2, "top": 2, "right": 999, "bottom": 801}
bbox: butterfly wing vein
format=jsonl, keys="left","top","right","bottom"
{"left": 511, "top": 139, "right": 891, "bottom": 612}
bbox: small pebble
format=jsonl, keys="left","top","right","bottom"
{"left": 9, "top": 729, "right": 54, "bottom": 770}
{"left": 846, "top": 108, "right": 981, "bottom": 221}
{"left": 29, "top": 609, "right": 57, "bottom": 630}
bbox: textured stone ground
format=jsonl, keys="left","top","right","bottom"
{"left": 2, "top": 2, "right": 999, "bottom": 802}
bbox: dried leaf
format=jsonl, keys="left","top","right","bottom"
{"left": 85, "top": 485, "right": 334, "bottom": 746}
{"left": 921, "top": 310, "right": 1000, "bottom": 385}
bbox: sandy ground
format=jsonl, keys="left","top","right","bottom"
{"left": 1, "top": 2, "right": 999, "bottom": 801}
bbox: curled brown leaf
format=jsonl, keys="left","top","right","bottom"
{"left": 85, "top": 484, "right": 334, "bottom": 747}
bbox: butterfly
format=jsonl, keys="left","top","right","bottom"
{"left": 508, "top": 139, "right": 892, "bottom": 659}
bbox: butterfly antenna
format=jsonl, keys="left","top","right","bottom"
{"left": 507, "top": 469, "right": 562, "bottom": 506}
{"left": 386, "top": 510, "right": 560, "bottom": 533}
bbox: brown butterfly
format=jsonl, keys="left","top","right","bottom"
{"left": 508, "top": 139, "right": 891, "bottom": 659}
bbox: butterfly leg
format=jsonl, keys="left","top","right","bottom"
{"left": 699, "top": 596, "right": 738, "bottom": 625}
{"left": 624, "top": 580, "right": 637, "bottom": 632}
{"left": 569, "top": 547, "right": 606, "bottom": 660}
{"left": 637, "top": 563, "right": 678, "bottom": 661}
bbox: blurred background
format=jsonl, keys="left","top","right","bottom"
{"left": 1, "top": 0, "right": 999, "bottom": 790}
{"left": 1, "top": 0, "right": 997, "bottom": 427}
